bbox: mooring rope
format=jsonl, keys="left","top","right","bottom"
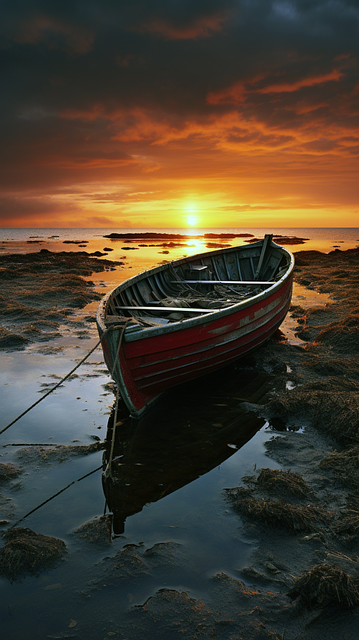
{"left": 10, "top": 465, "right": 103, "bottom": 529}
{"left": 103, "top": 319, "right": 130, "bottom": 479}
{"left": 103, "top": 392, "right": 119, "bottom": 481}
{"left": 0, "top": 321, "right": 129, "bottom": 436}
{"left": 0, "top": 337, "right": 102, "bottom": 435}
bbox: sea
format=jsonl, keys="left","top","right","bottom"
{"left": 0, "top": 227, "right": 358, "bottom": 638}
{"left": 1, "top": 226, "right": 358, "bottom": 284}
{"left": 1, "top": 226, "right": 359, "bottom": 254}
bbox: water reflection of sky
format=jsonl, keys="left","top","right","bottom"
{"left": 1, "top": 325, "right": 282, "bottom": 638}
{"left": 0, "top": 227, "right": 357, "bottom": 638}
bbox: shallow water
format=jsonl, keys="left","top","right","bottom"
{"left": 1, "top": 226, "right": 358, "bottom": 259}
{"left": 0, "top": 228, "right": 352, "bottom": 639}
{"left": 0, "top": 351, "right": 281, "bottom": 638}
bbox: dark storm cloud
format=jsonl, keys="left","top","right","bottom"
{"left": 2, "top": 0, "right": 357, "bottom": 113}
{"left": 0, "top": 0, "right": 358, "bottom": 215}
{"left": 1, "top": 0, "right": 236, "bottom": 117}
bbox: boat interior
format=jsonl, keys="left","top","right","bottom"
{"left": 104, "top": 238, "right": 291, "bottom": 328}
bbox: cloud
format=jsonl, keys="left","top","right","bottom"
{"left": 126, "top": 0, "right": 235, "bottom": 39}
{"left": 0, "top": 194, "right": 83, "bottom": 226}
{"left": 135, "top": 13, "right": 228, "bottom": 40}
{"left": 1, "top": 4, "right": 95, "bottom": 53}
{"left": 0, "top": 0, "right": 358, "bottom": 226}
{"left": 255, "top": 69, "right": 344, "bottom": 94}
{"left": 87, "top": 215, "right": 128, "bottom": 226}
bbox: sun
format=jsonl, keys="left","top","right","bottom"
{"left": 187, "top": 215, "right": 197, "bottom": 226}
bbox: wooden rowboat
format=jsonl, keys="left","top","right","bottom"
{"left": 96, "top": 234, "right": 294, "bottom": 417}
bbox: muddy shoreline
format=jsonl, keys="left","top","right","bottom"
{"left": 1, "top": 245, "right": 359, "bottom": 638}
{"left": 223, "top": 245, "right": 359, "bottom": 639}
{"left": 0, "top": 250, "right": 124, "bottom": 350}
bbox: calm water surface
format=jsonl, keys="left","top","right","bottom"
{"left": 0, "top": 228, "right": 356, "bottom": 638}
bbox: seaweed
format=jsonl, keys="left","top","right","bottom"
{"left": 250, "top": 468, "right": 313, "bottom": 499}
{"left": 0, "top": 462, "right": 22, "bottom": 483}
{"left": 320, "top": 446, "right": 359, "bottom": 486}
{"left": 267, "top": 388, "right": 359, "bottom": 445}
{"left": 314, "top": 314, "right": 359, "bottom": 354}
{"left": 335, "top": 510, "right": 359, "bottom": 536}
{"left": 288, "top": 564, "right": 359, "bottom": 608}
{"left": 0, "top": 527, "right": 66, "bottom": 581}
{"left": 225, "top": 492, "right": 330, "bottom": 532}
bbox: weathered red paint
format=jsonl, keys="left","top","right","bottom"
{"left": 97, "top": 238, "right": 294, "bottom": 416}
{"left": 110, "top": 277, "right": 292, "bottom": 413}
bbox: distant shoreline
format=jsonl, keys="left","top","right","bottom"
{"left": 103, "top": 231, "right": 255, "bottom": 239}
{"left": 1, "top": 228, "right": 358, "bottom": 256}
{"left": 104, "top": 232, "right": 309, "bottom": 245}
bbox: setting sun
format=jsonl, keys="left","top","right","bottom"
{"left": 0, "top": 1, "right": 357, "bottom": 229}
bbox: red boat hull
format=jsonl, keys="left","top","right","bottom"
{"left": 101, "top": 275, "right": 292, "bottom": 415}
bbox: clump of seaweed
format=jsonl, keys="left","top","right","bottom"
{"left": 306, "top": 357, "right": 359, "bottom": 383}
{"left": 251, "top": 468, "right": 313, "bottom": 499}
{"left": 72, "top": 515, "right": 112, "bottom": 546}
{"left": 267, "top": 388, "right": 359, "bottom": 445}
{"left": 335, "top": 510, "right": 359, "bottom": 536}
{"left": 0, "top": 327, "right": 30, "bottom": 349}
{"left": 15, "top": 441, "right": 104, "bottom": 465}
{"left": 224, "top": 492, "right": 330, "bottom": 533}
{"left": 0, "top": 527, "right": 66, "bottom": 581}
{"left": 0, "top": 462, "right": 22, "bottom": 483}
{"left": 320, "top": 446, "right": 359, "bottom": 486}
{"left": 288, "top": 564, "right": 359, "bottom": 608}
{"left": 314, "top": 314, "right": 359, "bottom": 354}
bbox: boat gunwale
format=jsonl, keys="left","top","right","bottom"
{"left": 96, "top": 239, "right": 294, "bottom": 342}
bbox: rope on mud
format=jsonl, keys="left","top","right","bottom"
{"left": 10, "top": 465, "right": 103, "bottom": 529}
{"left": 0, "top": 321, "right": 129, "bottom": 436}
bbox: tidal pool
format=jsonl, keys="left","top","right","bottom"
{"left": 1, "top": 231, "right": 347, "bottom": 639}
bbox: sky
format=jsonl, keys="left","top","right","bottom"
{"left": 0, "top": 0, "right": 358, "bottom": 229}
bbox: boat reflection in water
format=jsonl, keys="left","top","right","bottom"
{"left": 102, "top": 362, "right": 276, "bottom": 534}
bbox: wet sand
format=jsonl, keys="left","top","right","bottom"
{"left": 1, "top": 240, "right": 359, "bottom": 638}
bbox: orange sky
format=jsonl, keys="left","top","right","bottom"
{"left": 0, "top": 1, "right": 358, "bottom": 228}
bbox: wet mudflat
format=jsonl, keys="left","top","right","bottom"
{"left": 1, "top": 241, "right": 359, "bottom": 639}
{"left": 0, "top": 250, "right": 124, "bottom": 350}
